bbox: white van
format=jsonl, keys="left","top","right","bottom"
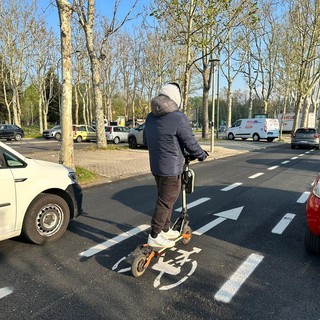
{"left": 0, "top": 141, "right": 82, "bottom": 244}
{"left": 226, "top": 118, "right": 279, "bottom": 142}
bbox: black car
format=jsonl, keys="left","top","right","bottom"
{"left": 0, "top": 124, "right": 24, "bottom": 141}
{"left": 291, "top": 127, "right": 320, "bottom": 149}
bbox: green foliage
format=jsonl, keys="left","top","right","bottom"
{"left": 75, "top": 166, "right": 100, "bottom": 185}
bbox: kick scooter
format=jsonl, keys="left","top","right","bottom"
{"left": 126, "top": 155, "right": 196, "bottom": 277}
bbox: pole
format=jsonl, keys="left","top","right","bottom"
{"left": 210, "top": 64, "right": 216, "bottom": 153}
{"left": 216, "top": 62, "right": 220, "bottom": 139}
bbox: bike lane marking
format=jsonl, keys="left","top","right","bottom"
{"left": 79, "top": 224, "right": 150, "bottom": 257}
{"left": 175, "top": 197, "right": 210, "bottom": 212}
{"left": 193, "top": 207, "right": 244, "bottom": 236}
{"left": 214, "top": 253, "right": 264, "bottom": 303}
{"left": 221, "top": 182, "right": 242, "bottom": 191}
{"left": 297, "top": 191, "right": 309, "bottom": 203}
{"left": 0, "top": 287, "right": 13, "bottom": 299}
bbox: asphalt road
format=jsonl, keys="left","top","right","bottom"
{"left": 1, "top": 143, "right": 320, "bottom": 319}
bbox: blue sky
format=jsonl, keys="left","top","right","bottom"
{"left": 38, "top": 0, "right": 150, "bottom": 34}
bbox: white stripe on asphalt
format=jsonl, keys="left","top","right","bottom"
{"left": 0, "top": 287, "right": 13, "bottom": 299}
{"left": 214, "top": 253, "right": 264, "bottom": 303}
{"left": 291, "top": 156, "right": 298, "bottom": 160}
{"left": 221, "top": 183, "right": 242, "bottom": 191}
{"left": 298, "top": 154, "right": 305, "bottom": 157}
{"left": 175, "top": 197, "right": 210, "bottom": 212}
{"left": 281, "top": 160, "right": 290, "bottom": 164}
{"left": 248, "top": 173, "right": 264, "bottom": 179}
{"left": 79, "top": 224, "right": 150, "bottom": 257}
{"left": 268, "top": 165, "right": 279, "bottom": 171}
{"left": 271, "top": 213, "right": 296, "bottom": 234}
{"left": 193, "top": 217, "right": 226, "bottom": 236}
{"left": 297, "top": 191, "right": 310, "bottom": 203}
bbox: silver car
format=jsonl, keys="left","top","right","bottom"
{"left": 105, "top": 126, "right": 130, "bottom": 144}
{"left": 291, "top": 127, "right": 320, "bottom": 149}
{"left": 42, "top": 125, "right": 61, "bottom": 140}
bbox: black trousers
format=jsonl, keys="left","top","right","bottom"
{"left": 151, "top": 175, "right": 181, "bottom": 236}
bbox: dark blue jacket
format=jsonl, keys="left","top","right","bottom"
{"left": 145, "top": 95, "right": 206, "bottom": 176}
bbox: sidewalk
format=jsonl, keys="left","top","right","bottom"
{"left": 25, "top": 138, "right": 289, "bottom": 187}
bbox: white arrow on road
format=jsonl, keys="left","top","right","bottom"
{"left": 193, "top": 206, "right": 244, "bottom": 236}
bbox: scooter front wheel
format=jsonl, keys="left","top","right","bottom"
{"left": 181, "top": 226, "right": 192, "bottom": 245}
{"left": 131, "top": 254, "right": 148, "bottom": 277}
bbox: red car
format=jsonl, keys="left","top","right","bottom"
{"left": 305, "top": 175, "right": 320, "bottom": 254}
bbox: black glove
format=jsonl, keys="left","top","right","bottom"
{"left": 198, "top": 150, "right": 209, "bottom": 162}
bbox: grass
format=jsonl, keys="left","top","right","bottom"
{"left": 75, "top": 166, "right": 101, "bottom": 185}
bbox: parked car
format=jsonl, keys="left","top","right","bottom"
{"left": 73, "top": 124, "right": 96, "bottom": 142}
{"left": 105, "top": 126, "right": 130, "bottom": 144}
{"left": 128, "top": 123, "right": 147, "bottom": 149}
{"left": 0, "top": 141, "right": 82, "bottom": 244}
{"left": 42, "top": 125, "right": 61, "bottom": 140}
{"left": 305, "top": 174, "right": 320, "bottom": 254}
{"left": 291, "top": 127, "right": 320, "bottom": 149}
{"left": 0, "top": 124, "right": 24, "bottom": 141}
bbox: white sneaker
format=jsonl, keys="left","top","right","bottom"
{"left": 147, "top": 233, "right": 175, "bottom": 248}
{"left": 161, "top": 229, "right": 180, "bottom": 240}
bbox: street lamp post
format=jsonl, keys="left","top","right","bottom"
{"left": 216, "top": 61, "right": 220, "bottom": 139}
{"left": 209, "top": 58, "right": 220, "bottom": 153}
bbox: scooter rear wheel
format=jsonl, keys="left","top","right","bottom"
{"left": 131, "top": 254, "right": 147, "bottom": 277}
{"left": 181, "top": 226, "right": 192, "bottom": 245}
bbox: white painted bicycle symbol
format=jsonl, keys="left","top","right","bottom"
{"left": 112, "top": 246, "right": 201, "bottom": 290}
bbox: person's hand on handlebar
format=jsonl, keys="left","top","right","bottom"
{"left": 198, "top": 150, "right": 209, "bottom": 162}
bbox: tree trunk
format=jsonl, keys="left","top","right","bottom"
{"left": 56, "top": 0, "right": 75, "bottom": 169}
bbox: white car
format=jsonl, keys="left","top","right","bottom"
{"left": 0, "top": 141, "right": 82, "bottom": 244}
{"left": 105, "top": 126, "right": 130, "bottom": 144}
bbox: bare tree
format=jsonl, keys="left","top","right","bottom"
{"left": 56, "top": 0, "right": 75, "bottom": 168}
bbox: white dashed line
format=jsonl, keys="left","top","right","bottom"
{"left": 175, "top": 197, "right": 210, "bottom": 211}
{"left": 271, "top": 213, "right": 296, "bottom": 234}
{"left": 214, "top": 253, "right": 264, "bottom": 303}
{"left": 297, "top": 191, "right": 310, "bottom": 203}
{"left": 281, "top": 160, "right": 290, "bottom": 164}
{"left": 248, "top": 173, "right": 264, "bottom": 179}
{"left": 79, "top": 224, "right": 150, "bottom": 257}
{"left": 221, "top": 182, "right": 242, "bottom": 191}
{"left": 0, "top": 287, "right": 13, "bottom": 299}
{"left": 291, "top": 156, "right": 298, "bottom": 160}
{"left": 268, "top": 165, "right": 279, "bottom": 171}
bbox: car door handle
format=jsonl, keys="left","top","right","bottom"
{"left": 0, "top": 203, "right": 11, "bottom": 208}
{"left": 14, "top": 178, "right": 27, "bottom": 182}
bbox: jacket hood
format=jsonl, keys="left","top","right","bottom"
{"left": 151, "top": 95, "right": 179, "bottom": 117}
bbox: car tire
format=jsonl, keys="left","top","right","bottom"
{"left": 304, "top": 228, "right": 320, "bottom": 254}
{"left": 22, "top": 193, "right": 70, "bottom": 244}
{"left": 128, "top": 136, "right": 138, "bottom": 148}
{"left": 113, "top": 136, "right": 120, "bottom": 144}
{"left": 253, "top": 133, "right": 260, "bottom": 142}
{"left": 55, "top": 132, "right": 61, "bottom": 140}
{"left": 227, "top": 133, "right": 234, "bottom": 140}
{"left": 14, "top": 133, "right": 22, "bottom": 141}
{"left": 76, "top": 135, "right": 83, "bottom": 143}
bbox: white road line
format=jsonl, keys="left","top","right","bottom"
{"left": 271, "top": 213, "right": 296, "bottom": 234}
{"left": 281, "top": 160, "right": 290, "bottom": 164}
{"left": 175, "top": 197, "right": 210, "bottom": 212}
{"left": 297, "top": 191, "right": 310, "bottom": 203}
{"left": 267, "top": 165, "right": 279, "bottom": 171}
{"left": 214, "top": 253, "right": 264, "bottom": 303}
{"left": 0, "top": 287, "right": 13, "bottom": 299}
{"left": 221, "top": 182, "right": 242, "bottom": 191}
{"left": 298, "top": 154, "right": 305, "bottom": 157}
{"left": 79, "top": 224, "right": 150, "bottom": 257}
{"left": 291, "top": 156, "right": 298, "bottom": 160}
{"left": 248, "top": 172, "right": 264, "bottom": 179}
{"left": 193, "top": 217, "right": 226, "bottom": 235}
